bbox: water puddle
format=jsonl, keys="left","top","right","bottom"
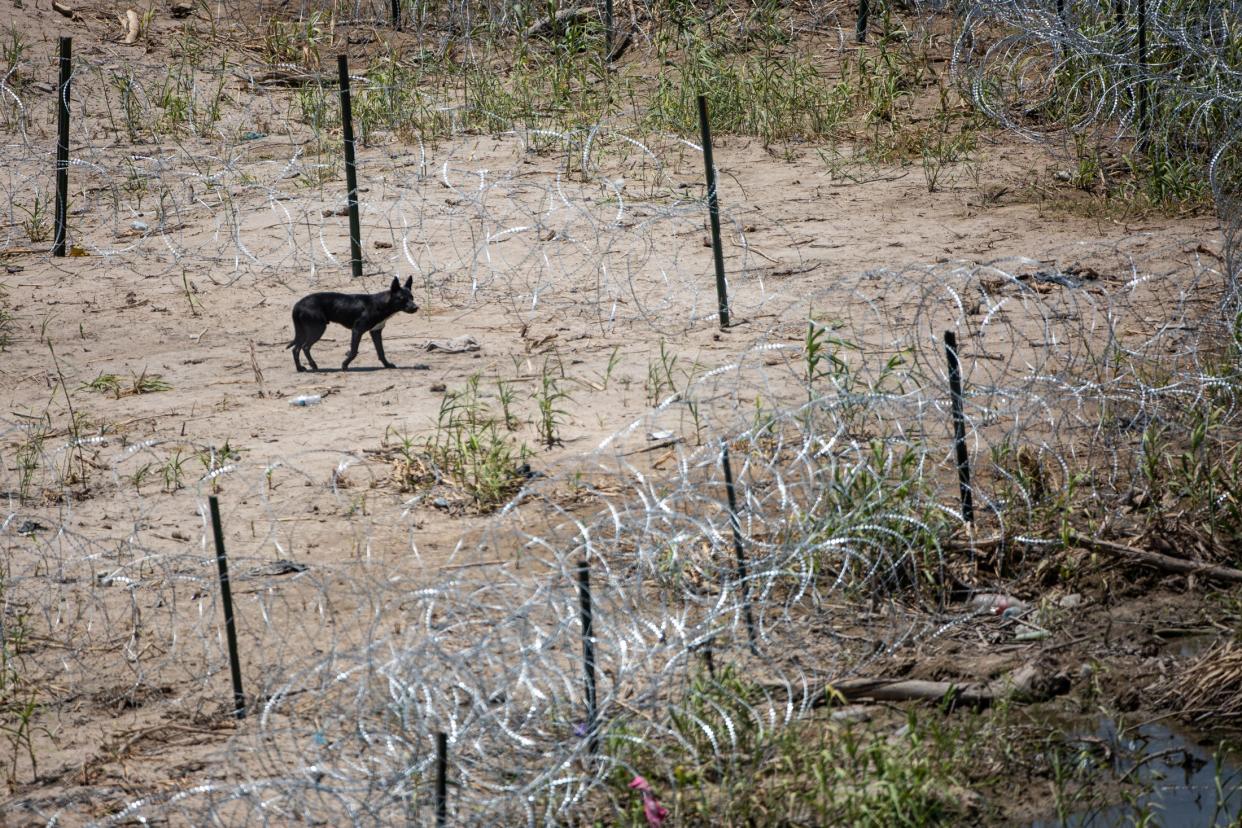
{"left": 1155, "top": 629, "right": 1220, "bottom": 659}
{"left": 1031, "top": 717, "right": 1242, "bottom": 826}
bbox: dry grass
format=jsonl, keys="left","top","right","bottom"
{"left": 1160, "top": 639, "right": 1242, "bottom": 723}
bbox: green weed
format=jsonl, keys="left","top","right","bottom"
{"left": 17, "top": 193, "right": 50, "bottom": 243}
{"left": 161, "top": 448, "right": 188, "bottom": 492}
{"left": 645, "top": 37, "right": 847, "bottom": 144}
{"left": 496, "top": 378, "right": 520, "bottom": 431}
{"left": 130, "top": 369, "right": 172, "bottom": 395}
{"left": 533, "top": 360, "right": 571, "bottom": 448}
{"left": 599, "top": 345, "right": 622, "bottom": 390}
{"left": 82, "top": 373, "right": 124, "bottom": 397}
{"left": 646, "top": 341, "right": 681, "bottom": 407}
{"left": 81, "top": 369, "right": 172, "bottom": 399}
{"left": 198, "top": 440, "right": 240, "bottom": 494}
{"left": 599, "top": 666, "right": 980, "bottom": 825}
{"left": 1, "top": 27, "right": 26, "bottom": 85}
{"left": 13, "top": 419, "right": 48, "bottom": 503}
{"left": 128, "top": 461, "right": 153, "bottom": 492}
{"left": 110, "top": 69, "right": 147, "bottom": 143}
{"left": 0, "top": 565, "right": 40, "bottom": 789}
{"left": 1157, "top": 405, "right": 1242, "bottom": 547}
{"left": 422, "top": 375, "right": 531, "bottom": 509}
{"left": 261, "top": 10, "right": 333, "bottom": 68}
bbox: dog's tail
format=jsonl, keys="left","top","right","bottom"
{"left": 285, "top": 339, "right": 296, "bottom": 349}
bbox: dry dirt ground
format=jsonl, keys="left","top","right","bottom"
{"left": 0, "top": 0, "right": 1234, "bottom": 824}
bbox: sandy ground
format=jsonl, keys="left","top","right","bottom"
{"left": 0, "top": 1, "right": 1231, "bottom": 823}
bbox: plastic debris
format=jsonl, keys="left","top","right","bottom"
{"left": 830, "top": 705, "right": 873, "bottom": 723}
{"left": 424, "top": 334, "right": 481, "bottom": 353}
{"left": 628, "top": 777, "right": 669, "bottom": 827}
{"left": 969, "top": 593, "right": 1028, "bottom": 614}
{"left": 1015, "top": 629, "right": 1051, "bottom": 642}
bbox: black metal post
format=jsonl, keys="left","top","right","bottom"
{"left": 721, "top": 443, "right": 758, "bottom": 653}
{"left": 1137, "top": 0, "right": 1149, "bottom": 143}
{"left": 696, "top": 95, "right": 729, "bottom": 329}
{"left": 53, "top": 36, "right": 71, "bottom": 258}
{"left": 208, "top": 496, "right": 246, "bottom": 719}
{"left": 856, "top": 0, "right": 869, "bottom": 43}
{"left": 576, "top": 558, "right": 599, "bottom": 756}
{"left": 944, "top": 332, "right": 974, "bottom": 524}
{"left": 391, "top": 0, "right": 401, "bottom": 30}
{"left": 337, "top": 54, "right": 363, "bottom": 278}
{"left": 434, "top": 731, "right": 447, "bottom": 827}
{"left": 1055, "top": 0, "right": 1067, "bottom": 57}
{"left": 605, "top": 0, "right": 614, "bottom": 59}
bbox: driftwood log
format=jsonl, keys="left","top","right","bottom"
{"left": 238, "top": 69, "right": 334, "bottom": 88}
{"left": 1069, "top": 532, "right": 1242, "bottom": 584}
{"left": 763, "top": 663, "right": 1070, "bottom": 710}
{"left": 953, "top": 532, "right": 1242, "bottom": 585}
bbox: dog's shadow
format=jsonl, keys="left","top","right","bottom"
{"left": 304, "top": 364, "right": 432, "bottom": 374}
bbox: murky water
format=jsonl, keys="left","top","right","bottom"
{"left": 1031, "top": 717, "right": 1242, "bottom": 827}
{"left": 1162, "top": 632, "right": 1220, "bottom": 660}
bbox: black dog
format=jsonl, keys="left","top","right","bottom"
{"left": 287, "top": 276, "right": 419, "bottom": 372}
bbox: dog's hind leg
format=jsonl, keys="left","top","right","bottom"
{"left": 290, "top": 329, "right": 307, "bottom": 372}
{"left": 299, "top": 319, "right": 326, "bottom": 372}
{"left": 290, "top": 333, "right": 310, "bottom": 372}
{"left": 370, "top": 328, "right": 395, "bottom": 369}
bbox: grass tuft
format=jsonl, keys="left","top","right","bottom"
{"left": 82, "top": 369, "right": 172, "bottom": 399}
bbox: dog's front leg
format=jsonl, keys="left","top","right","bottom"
{"left": 370, "top": 329, "right": 396, "bottom": 368}
{"left": 342, "top": 327, "right": 365, "bottom": 370}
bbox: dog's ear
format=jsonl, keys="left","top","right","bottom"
{"left": 403, "top": 275, "right": 413, "bottom": 291}
{"left": 390, "top": 276, "right": 401, "bottom": 293}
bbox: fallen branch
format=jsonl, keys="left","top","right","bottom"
{"left": 1069, "top": 532, "right": 1242, "bottom": 584}
{"left": 949, "top": 531, "right": 1242, "bottom": 585}
{"left": 238, "top": 69, "right": 334, "bottom": 88}
{"left": 437, "top": 559, "right": 506, "bottom": 571}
